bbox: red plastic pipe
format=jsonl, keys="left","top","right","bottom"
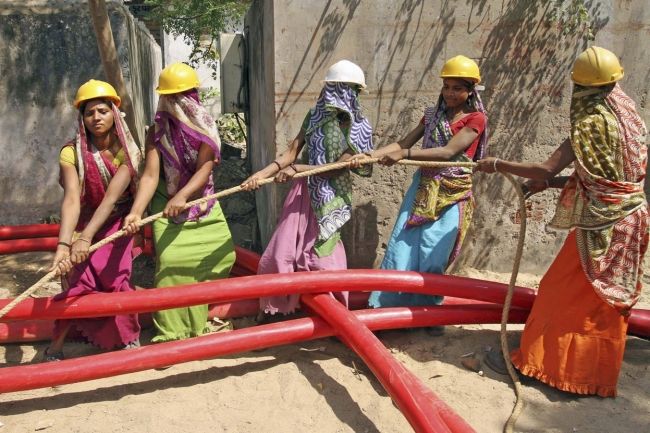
{"left": 302, "top": 294, "right": 475, "bottom": 433}
{"left": 233, "top": 246, "right": 260, "bottom": 274}
{"left": 0, "top": 320, "right": 52, "bottom": 342}
{"left": 0, "top": 296, "right": 495, "bottom": 344}
{"left": 1, "top": 270, "right": 647, "bottom": 338}
{"left": 0, "top": 305, "right": 525, "bottom": 395}
{"left": 0, "top": 237, "right": 58, "bottom": 254}
{"left": 0, "top": 224, "right": 60, "bottom": 240}
{"left": 0, "top": 270, "right": 538, "bottom": 321}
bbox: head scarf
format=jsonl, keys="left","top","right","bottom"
{"left": 550, "top": 83, "right": 648, "bottom": 312}
{"left": 153, "top": 89, "right": 221, "bottom": 223}
{"left": 74, "top": 101, "right": 142, "bottom": 218}
{"left": 406, "top": 84, "right": 488, "bottom": 228}
{"left": 303, "top": 82, "right": 373, "bottom": 255}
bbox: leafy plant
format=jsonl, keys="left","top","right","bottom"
{"left": 547, "top": 0, "right": 595, "bottom": 40}
{"left": 144, "top": 0, "right": 250, "bottom": 75}
{"left": 217, "top": 113, "right": 247, "bottom": 145}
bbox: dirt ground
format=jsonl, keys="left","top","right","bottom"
{"left": 0, "top": 252, "right": 648, "bottom": 433}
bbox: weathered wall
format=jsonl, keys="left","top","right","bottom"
{"left": 0, "top": 0, "right": 161, "bottom": 224}
{"left": 246, "top": 0, "right": 649, "bottom": 274}
{"left": 245, "top": 0, "right": 278, "bottom": 252}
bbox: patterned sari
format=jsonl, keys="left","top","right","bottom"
{"left": 257, "top": 83, "right": 373, "bottom": 315}
{"left": 511, "top": 84, "right": 647, "bottom": 396}
{"left": 150, "top": 90, "right": 235, "bottom": 342}
{"left": 304, "top": 82, "right": 374, "bottom": 256}
{"left": 549, "top": 83, "right": 648, "bottom": 313}
{"left": 369, "top": 92, "right": 487, "bottom": 308}
{"left": 54, "top": 102, "right": 143, "bottom": 350}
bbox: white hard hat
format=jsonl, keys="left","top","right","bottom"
{"left": 323, "top": 60, "right": 367, "bottom": 88}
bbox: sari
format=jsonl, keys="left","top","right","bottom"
{"left": 511, "top": 83, "right": 648, "bottom": 396}
{"left": 369, "top": 92, "right": 488, "bottom": 308}
{"left": 151, "top": 90, "right": 235, "bottom": 342}
{"left": 53, "top": 102, "right": 142, "bottom": 350}
{"left": 258, "top": 83, "right": 373, "bottom": 315}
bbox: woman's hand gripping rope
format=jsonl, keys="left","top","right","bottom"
{"left": 0, "top": 150, "right": 529, "bottom": 433}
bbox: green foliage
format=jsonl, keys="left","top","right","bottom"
{"left": 145, "top": 0, "right": 250, "bottom": 73}
{"left": 547, "top": 0, "right": 595, "bottom": 40}
{"left": 217, "top": 113, "right": 247, "bottom": 144}
{"left": 199, "top": 87, "right": 221, "bottom": 101}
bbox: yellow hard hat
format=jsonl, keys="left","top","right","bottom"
{"left": 156, "top": 63, "right": 200, "bottom": 94}
{"left": 74, "top": 79, "right": 121, "bottom": 109}
{"left": 571, "top": 46, "right": 624, "bottom": 87}
{"left": 440, "top": 55, "right": 481, "bottom": 84}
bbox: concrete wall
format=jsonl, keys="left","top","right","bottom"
{"left": 245, "top": 0, "right": 277, "bottom": 252}
{"left": 246, "top": 0, "right": 650, "bottom": 274}
{"left": 0, "top": 0, "right": 161, "bottom": 224}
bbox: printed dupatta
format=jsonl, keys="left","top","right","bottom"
{"left": 303, "top": 82, "right": 374, "bottom": 256}
{"left": 73, "top": 102, "right": 142, "bottom": 227}
{"left": 550, "top": 83, "right": 648, "bottom": 312}
{"left": 154, "top": 90, "right": 221, "bottom": 223}
{"left": 406, "top": 91, "right": 488, "bottom": 228}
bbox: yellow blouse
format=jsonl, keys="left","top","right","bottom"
{"left": 59, "top": 146, "right": 126, "bottom": 168}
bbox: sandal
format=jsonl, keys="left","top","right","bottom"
{"left": 123, "top": 339, "right": 141, "bottom": 350}
{"left": 484, "top": 349, "right": 509, "bottom": 375}
{"left": 43, "top": 348, "right": 64, "bottom": 362}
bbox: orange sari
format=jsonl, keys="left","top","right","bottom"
{"left": 512, "top": 84, "right": 648, "bottom": 397}
{"left": 511, "top": 231, "right": 628, "bottom": 397}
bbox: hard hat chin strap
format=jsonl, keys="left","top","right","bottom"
{"left": 572, "top": 87, "right": 607, "bottom": 99}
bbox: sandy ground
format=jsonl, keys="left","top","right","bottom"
{"left": 0, "top": 252, "right": 648, "bottom": 433}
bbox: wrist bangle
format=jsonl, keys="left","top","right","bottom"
{"left": 493, "top": 158, "right": 499, "bottom": 172}
{"left": 57, "top": 241, "right": 71, "bottom": 248}
{"left": 289, "top": 163, "right": 298, "bottom": 173}
{"left": 76, "top": 238, "right": 91, "bottom": 244}
{"left": 271, "top": 160, "right": 282, "bottom": 171}
{"left": 407, "top": 148, "right": 412, "bottom": 159}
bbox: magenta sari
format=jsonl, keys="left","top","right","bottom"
{"left": 53, "top": 103, "right": 141, "bottom": 349}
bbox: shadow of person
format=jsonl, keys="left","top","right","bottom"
{"left": 343, "top": 202, "right": 379, "bottom": 269}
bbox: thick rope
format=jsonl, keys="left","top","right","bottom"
{"left": 0, "top": 158, "right": 528, "bottom": 432}
{"left": 497, "top": 171, "right": 526, "bottom": 433}
{"left": 0, "top": 158, "right": 456, "bottom": 319}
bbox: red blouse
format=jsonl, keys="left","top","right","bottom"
{"left": 420, "top": 112, "right": 487, "bottom": 159}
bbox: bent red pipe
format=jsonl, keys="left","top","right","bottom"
{"left": 303, "top": 294, "right": 475, "bottom": 433}
{"left": 0, "top": 270, "right": 647, "bottom": 338}
{"left": 0, "top": 305, "right": 524, "bottom": 395}
{"left": 0, "top": 299, "right": 262, "bottom": 343}
{"left": 0, "top": 270, "right": 537, "bottom": 321}
{"left": 0, "top": 296, "right": 498, "bottom": 344}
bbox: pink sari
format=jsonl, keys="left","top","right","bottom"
{"left": 53, "top": 103, "right": 142, "bottom": 349}
{"left": 258, "top": 179, "right": 348, "bottom": 315}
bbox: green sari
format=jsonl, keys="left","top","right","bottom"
{"left": 151, "top": 179, "right": 235, "bottom": 342}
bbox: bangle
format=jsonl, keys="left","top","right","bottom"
{"left": 407, "top": 148, "right": 412, "bottom": 159}
{"left": 76, "top": 237, "right": 91, "bottom": 244}
{"left": 493, "top": 158, "right": 499, "bottom": 172}
{"left": 57, "top": 241, "right": 71, "bottom": 248}
{"left": 271, "top": 160, "right": 282, "bottom": 171}
{"left": 289, "top": 163, "right": 298, "bottom": 173}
